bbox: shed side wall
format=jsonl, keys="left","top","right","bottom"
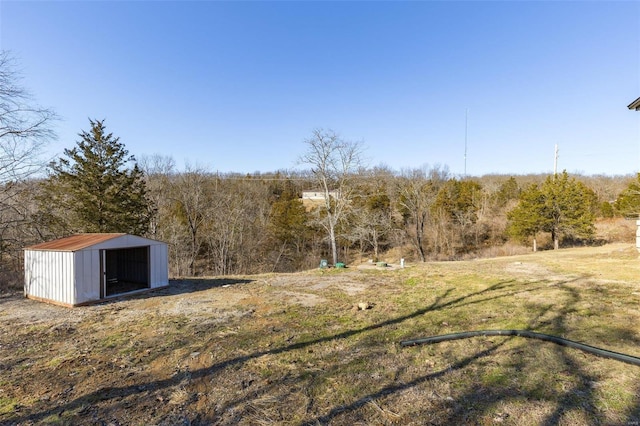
{"left": 24, "top": 250, "right": 76, "bottom": 305}
{"left": 74, "top": 250, "right": 101, "bottom": 304}
{"left": 149, "top": 244, "right": 169, "bottom": 288}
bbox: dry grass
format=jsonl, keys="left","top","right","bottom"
{"left": 1, "top": 243, "right": 639, "bottom": 425}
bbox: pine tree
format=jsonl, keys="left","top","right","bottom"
{"left": 495, "top": 177, "right": 520, "bottom": 208}
{"left": 269, "top": 192, "right": 309, "bottom": 246}
{"left": 614, "top": 173, "right": 640, "bottom": 218}
{"left": 433, "top": 178, "right": 482, "bottom": 224}
{"left": 507, "top": 171, "right": 595, "bottom": 250}
{"left": 39, "top": 119, "right": 151, "bottom": 236}
{"left": 540, "top": 171, "right": 595, "bottom": 249}
{"left": 507, "top": 183, "right": 546, "bottom": 251}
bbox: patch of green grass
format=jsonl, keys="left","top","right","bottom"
{"left": 403, "top": 277, "right": 421, "bottom": 287}
{"left": 139, "top": 316, "right": 156, "bottom": 327}
{"left": 99, "top": 332, "right": 129, "bottom": 349}
{"left": 482, "top": 369, "right": 509, "bottom": 386}
{"left": 595, "top": 382, "right": 637, "bottom": 412}
{"left": 23, "top": 324, "right": 48, "bottom": 334}
{"left": 40, "top": 406, "right": 86, "bottom": 426}
{"left": 45, "top": 356, "right": 65, "bottom": 368}
{"left": 258, "top": 366, "right": 274, "bottom": 379}
{"left": 0, "top": 397, "right": 18, "bottom": 415}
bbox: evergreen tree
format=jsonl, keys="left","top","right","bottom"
{"left": 614, "top": 173, "right": 640, "bottom": 218}
{"left": 349, "top": 188, "right": 394, "bottom": 261}
{"left": 39, "top": 119, "right": 151, "bottom": 236}
{"left": 541, "top": 171, "right": 596, "bottom": 249}
{"left": 599, "top": 201, "right": 615, "bottom": 219}
{"left": 269, "top": 183, "right": 309, "bottom": 246}
{"left": 433, "top": 178, "right": 482, "bottom": 224}
{"left": 507, "top": 171, "right": 595, "bottom": 250}
{"left": 495, "top": 177, "right": 520, "bottom": 208}
{"left": 507, "top": 184, "right": 547, "bottom": 251}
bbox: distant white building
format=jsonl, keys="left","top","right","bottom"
{"left": 301, "top": 190, "right": 339, "bottom": 201}
{"left": 24, "top": 233, "right": 169, "bottom": 307}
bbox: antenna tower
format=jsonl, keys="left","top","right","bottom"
{"left": 464, "top": 109, "right": 468, "bottom": 177}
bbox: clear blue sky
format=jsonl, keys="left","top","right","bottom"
{"left": 2, "top": 1, "right": 639, "bottom": 176}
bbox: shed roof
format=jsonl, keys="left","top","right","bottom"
{"left": 628, "top": 97, "right": 640, "bottom": 111}
{"left": 26, "top": 233, "right": 127, "bottom": 251}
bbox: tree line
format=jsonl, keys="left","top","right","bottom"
{"left": 6, "top": 118, "right": 640, "bottom": 281}
{"left": 2, "top": 51, "right": 640, "bottom": 288}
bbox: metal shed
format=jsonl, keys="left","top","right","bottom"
{"left": 24, "top": 233, "right": 169, "bottom": 307}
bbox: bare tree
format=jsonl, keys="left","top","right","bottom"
{"left": 349, "top": 203, "right": 396, "bottom": 261}
{"left": 299, "top": 129, "right": 364, "bottom": 265}
{"left": 395, "top": 165, "right": 449, "bottom": 262}
{"left": 0, "top": 51, "right": 56, "bottom": 183}
{"left": 168, "top": 164, "right": 214, "bottom": 276}
{"left": 203, "top": 178, "right": 271, "bottom": 275}
{"left": 0, "top": 51, "right": 57, "bottom": 288}
{"left": 139, "top": 154, "right": 175, "bottom": 239}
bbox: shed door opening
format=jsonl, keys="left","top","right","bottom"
{"left": 105, "top": 246, "right": 150, "bottom": 296}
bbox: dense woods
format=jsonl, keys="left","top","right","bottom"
{"left": 2, "top": 120, "right": 639, "bottom": 289}
{"left": 1, "top": 155, "right": 638, "bottom": 290}
{"left": 2, "top": 119, "right": 639, "bottom": 287}
{"left": 1, "top": 51, "right": 639, "bottom": 290}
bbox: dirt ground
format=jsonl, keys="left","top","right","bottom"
{"left": 1, "top": 248, "right": 639, "bottom": 425}
{"left": 0, "top": 264, "right": 405, "bottom": 425}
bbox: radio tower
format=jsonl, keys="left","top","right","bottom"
{"left": 464, "top": 109, "right": 468, "bottom": 177}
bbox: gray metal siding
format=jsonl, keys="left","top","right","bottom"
{"left": 24, "top": 250, "right": 76, "bottom": 305}
{"left": 149, "top": 243, "right": 169, "bottom": 288}
{"left": 74, "top": 250, "right": 101, "bottom": 304}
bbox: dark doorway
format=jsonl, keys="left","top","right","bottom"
{"left": 105, "top": 246, "right": 150, "bottom": 296}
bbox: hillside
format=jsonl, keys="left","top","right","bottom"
{"left": 1, "top": 243, "right": 640, "bottom": 425}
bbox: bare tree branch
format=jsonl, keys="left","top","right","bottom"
{"left": 0, "top": 51, "right": 57, "bottom": 184}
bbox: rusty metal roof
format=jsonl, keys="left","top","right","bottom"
{"left": 628, "top": 97, "right": 640, "bottom": 111}
{"left": 25, "top": 233, "right": 127, "bottom": 251}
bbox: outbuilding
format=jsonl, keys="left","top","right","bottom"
{"left": 24, "top": 233, "right": 169, "bottom": 307}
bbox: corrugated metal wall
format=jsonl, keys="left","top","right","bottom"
{"left": 74, "top": 249, "right": 101, "bottom": 304}
{"left": 150, "top": 243, "right": 168, "bottom": 288}
{"left": 24, "top": 250, "right": 76, "bottom": 305}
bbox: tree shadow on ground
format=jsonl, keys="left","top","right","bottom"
{"left": 6, "top": 277, "right": 640, "bottom": 425}
{"left": 0, "top": 291, "right": 23, "bottom": 305}
{"left": 150, "top": 278, "right": 255, "bottom": 297}
{"left": 625, "top": 383, "right": 640, "bottom": 425}
{"left": 2, "top": 278, "right": 255, "bottom": 308}
{"left": 300, "top": 341, "right": 509, "bottom": 425}
{"left": 95, "top": 277, "right": 256, "bottom": 306}
{"left": 396, "top": 279, "right": 640, "bottom": 426}
{"left": 6, "top": 280, "right": 524, "bottom": 424}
